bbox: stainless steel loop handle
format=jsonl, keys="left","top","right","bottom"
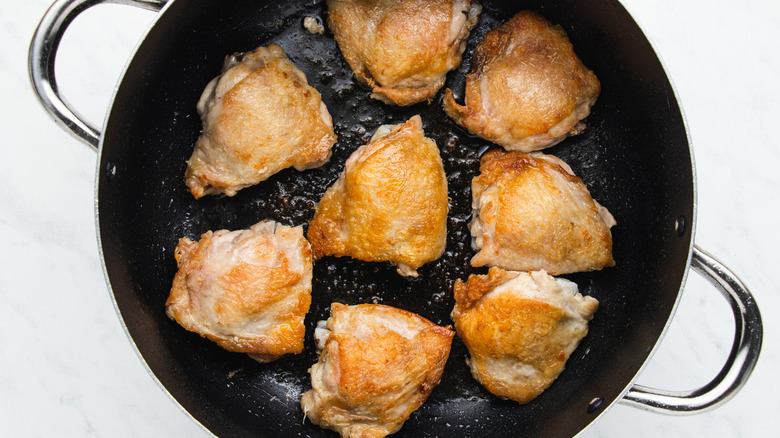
{"left": 621, "top": 245, "right": 763, "bottom": 414}
{"left": 28, "top": 0, "right": 168, "bottom": 151}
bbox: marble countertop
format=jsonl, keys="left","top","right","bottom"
{"left": 2, "top": 0, "right": 777, "bottom": 436}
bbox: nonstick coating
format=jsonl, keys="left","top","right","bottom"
{"left": 96, "top": 0, "right": 694, "bottom": 436}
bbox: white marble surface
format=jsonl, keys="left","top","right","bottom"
{"left": 2, "top": 0, "right": 778, "bottom": 436}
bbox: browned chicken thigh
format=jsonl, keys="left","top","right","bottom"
{"left": 470, "top": 149, "right": 615, "bottom": 275}
{"left": 452, "top": 268, "right": 598, "bottom": 404}
{"left": 185, "top": 44, "right": 337, "bottom": 198}
{"left": 307, "top": 115, "right": 448, "bottom": 277}
{"left": 165, "top": 220, "right": 312, "bottom": 362}
{"left": 301, "top": 303, "right": 454, "bottom": 438}
{"left": 443, "top": 11, "right": 600, "bottom": 151}
{"left": 327, "top": 0, "right": 482, "bottom": 106}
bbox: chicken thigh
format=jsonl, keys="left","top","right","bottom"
{"left": 327, "top": 0, "right": 482, "bottom": 106}
{"left": 470, "top": 149, "right": 615, "bottom": 275}
{"left": 307, "top": 115, "right": 448, "bottom": 277}
{"left": 443, "top": 11, "right": 600, "bottom": 151}
{"left": 165, "top": 220, "right": 312, "bottom": 362}
{"left": 452, "top": 268, "right": 598, "bottom": 404}
{"left": 301, "top": 303, "right": 454, "bottom": 438}
{"left": 185, "top": 44, "right": 337, "bottom": 198}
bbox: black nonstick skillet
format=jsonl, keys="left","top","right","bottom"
{"left": 30, "top": 0, "right": 762, "bottom": 436}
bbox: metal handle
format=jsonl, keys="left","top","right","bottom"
{"left": 621, "top": 245, "right": 763, "bottom": 414}
{"left": 28, "top": 0, "right": 168, "bottom": 151}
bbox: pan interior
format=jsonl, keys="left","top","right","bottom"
{"left": 97, "top": 0, "right": 693, "bottom": 436}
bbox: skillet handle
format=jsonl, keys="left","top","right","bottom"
{"left": 620, "top": 245, "right": 762, "bottom": 414}
{"left": 28, "top": 0, "right": 168, "bottom": 151}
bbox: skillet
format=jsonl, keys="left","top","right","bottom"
{"left": 29, "top": 0, "right": 763, "bottom": 436}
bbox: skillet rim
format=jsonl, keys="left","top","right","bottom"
{"left": 92, "top": 0, "right": 697, "bottom": 436}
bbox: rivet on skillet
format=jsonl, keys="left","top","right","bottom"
{"left": 105, "top": 161, "right": 117, "bottom": 182}
{"left": 587, "top": 397, "right": 604, "bottom": 413}
{"left": 675, "top": 215, "right": 687, "bottom": 236}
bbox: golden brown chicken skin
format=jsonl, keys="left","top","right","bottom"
{"left": 307, "top": 115, "right": 448, "bottom": 277}
{"left": 452, "top": 268, "right": 598, "bottom": 404}
{"left": 327, "top": 0, "right": 481, "bottom": 106}
{"left": 470, "top": 149, "right": 616, "bottom": 275}
{"left": 301, "top": 303, "right": 454, "bottom": 438}
{"left": 443, "top": 10, "right": 600, "bottom": 151}
{"left": 165, "top": 220, "right": 312, "bottom": 362}
{"left": 185, "top": 44, "right": 337, "bottom": 198}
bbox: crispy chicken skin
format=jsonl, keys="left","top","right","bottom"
{"left": 443, "top": 10, "right": 600, "bottom": 151}
{"left": 301, "top": 303, "right": 454, "bottom": 438}
{"left": 185, "top": 44, "right": 337, "bottom": 198}
{"left": 307, "top": 115, "right": 448, "bottom": 277}
{"left": 470, "top": 149, "right": 616, "bottom": 275}
{"left": 452, "top": 268, "right": 598, "bottom": 404}
{"left": 165, "top": 220, "right": 312, "bottom": 362}
{"left": 327, "top": 0, "right": 482, "bottom": 106}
